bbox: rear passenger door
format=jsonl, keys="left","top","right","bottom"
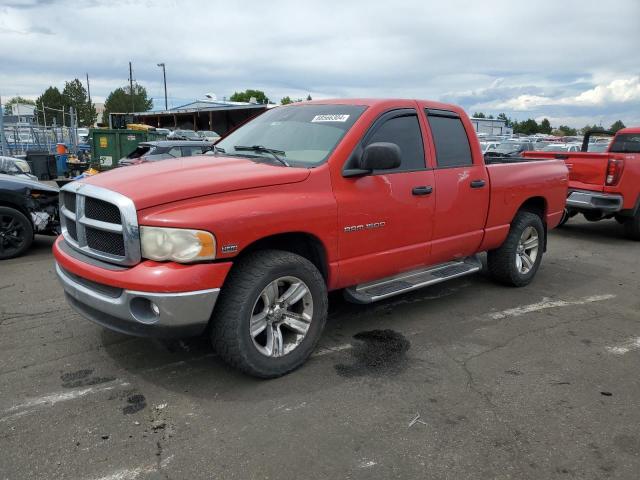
{"left": 426, "top": 109, "right": 490, "bottom": 264}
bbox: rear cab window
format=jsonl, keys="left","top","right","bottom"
{"left": 610, "top": 134, "right": 640, "bottom": 153}
{"left": 426, "top": 110, "right": 473, "bottom": 168}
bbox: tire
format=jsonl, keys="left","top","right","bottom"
{"left": 487, "top": 211, "right": 545, "bottom": 287}
{"left": 558, "top": 208, "right": 570, "bottom": 227}
{"left": 211, "top": 249, "right": 328, "bottom": 378}
{"left": 623, "top": 211, "right": 640, "bottom": 241}
{"left": 0, "top": 206, "right": 33, "bottom": 260}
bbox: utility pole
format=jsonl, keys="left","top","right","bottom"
{"left": 86, "top": 73, "right": 92, "bottom": 105}
{"left": 157, "top": 63, "right": 168, "bottom": 110}
{"left": 129, "top": 61, "right": 134, "bottom": 113}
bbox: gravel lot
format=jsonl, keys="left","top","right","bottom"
{"left": 1, "top": 217, "right": 639, "bottom": 480}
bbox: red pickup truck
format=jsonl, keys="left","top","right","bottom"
{"left": 53, "top": 99, "right": 568, "bottom": 377}
{"left": 524, "top": 127, "right": 640, "bottom": 239}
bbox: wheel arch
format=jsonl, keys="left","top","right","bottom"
{"left": 236, "top": 232, "right": 329, "bottom": 282}
{"left": 0, "top": 200, "right": 32, "bottom": 223}
{"left": 517, "top": 196, "right": 547, "bottom": 220}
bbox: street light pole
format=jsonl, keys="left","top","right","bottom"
{"left": 157, "top": 63, "right": 168, "bottom": 110}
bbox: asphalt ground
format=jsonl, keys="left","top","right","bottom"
{"left": 1, "top": 216, "right": 639, "bottom": 480}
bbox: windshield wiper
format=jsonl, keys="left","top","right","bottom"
{"left": 234, "top": 145, "right": 290, "bottom": 167}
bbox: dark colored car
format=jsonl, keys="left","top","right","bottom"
{"left": 485, "top": 141, "right": 535, "bottom": 158}
{"left": 119, "top": 141, "right": 214, "bottom": 166}
{"left": 0, "top": 174, "right": 59, "bottom": 260}
{"left": 167, "top": 129, "right": 201, "bottom": 141}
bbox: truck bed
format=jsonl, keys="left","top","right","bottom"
{"left": 483, "top": 157, "right": 568, "bottom": 232}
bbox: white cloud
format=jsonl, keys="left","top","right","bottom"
{"left": 0, "top": 0, "right": 638, "bottom": 128}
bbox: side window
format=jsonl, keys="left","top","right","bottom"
{"left": 167, "top": 147, "right": 182, "bottom": 157}
{"left": 181, "top": 146, "right": 201, "bottom": 157}
{"left": 426, "top": 112, "right": 473, "bottom": 168}
{"left": 366, "top": 114, "right": 425, "bottom": 171}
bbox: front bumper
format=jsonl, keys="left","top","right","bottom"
{"left": 566, "top": 190, "right": 624, "bottom": 213}
{"left": 56, "top": 262, "right": 219, "bottom": 338}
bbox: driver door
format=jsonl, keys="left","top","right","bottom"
{"left": 333, "top": 108, "right": 436, "bottom": 286}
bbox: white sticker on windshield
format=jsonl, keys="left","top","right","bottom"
{"left": 311, "top": 114, "right": 350, "bottom": 123}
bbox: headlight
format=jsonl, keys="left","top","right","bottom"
{"left": 140, "top": 226, "right": 216, "bottom": 263}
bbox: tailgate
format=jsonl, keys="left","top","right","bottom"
{"left": 523, "top": 151, "right": 608, "bottom": 191}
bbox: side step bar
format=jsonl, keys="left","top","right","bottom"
{"left": 343, "top": 256, "right": 482, "bottom": 304}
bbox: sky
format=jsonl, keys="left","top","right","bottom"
{"left": 1, "top": 0, "right": 639, "bottom": 129}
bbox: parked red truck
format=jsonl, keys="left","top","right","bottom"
{"left": 524, "top": 127, "right": 640, "bottom": 239}
{"left": 53, "top": 99, "right": 568, "bottom": 377}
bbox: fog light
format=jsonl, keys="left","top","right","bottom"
{"left": 130, "top": 297, "right": 161, "bottom": 324}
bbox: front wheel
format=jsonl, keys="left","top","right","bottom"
{"left": 0, "top": 207, "right": 34, "bottom": 260}
{"left": 487, "top": 211, "right": 545, "bottom": 287}
{"left": 211, "top": 250, "right": 328, "bottom": 378}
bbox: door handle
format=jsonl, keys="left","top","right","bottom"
{"left": 412, "top": 186, "right": 433, "bottom": 196}
{"left": 470, "top": 179, "right": 486, "bottom": 188}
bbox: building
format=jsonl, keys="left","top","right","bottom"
{"left": 469, "top": 117, "right": 513, "bottom": 136}
{"left": 2, "top": 103, "right": 36, "bottom": 126}
{"left": 110, "top": 100, "right": 269, "bottom": 134}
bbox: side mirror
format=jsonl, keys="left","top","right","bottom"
{"left": 360, "top": 142, "right": 401, "bottom": 171}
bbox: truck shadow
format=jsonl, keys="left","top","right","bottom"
{"left": 552, "top": 218, "right": 630, "bottom": 243}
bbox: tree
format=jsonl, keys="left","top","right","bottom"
{"left": 280, "top": 96, "right": 292, "bottom": 105}
{"left": 497, "top": 113, "right": 513, "bottom": 127}
{"left": 230, "top": 89, "right": 269, "bottom": 104}
{"left": 514, "top": 118, "right": 539, "bottom": 135}
{"left": 581, "top": 124, "right": 604, "bottom": 135}
{"left": 306, "top": 94, "right": 312, "bottom": 101}
{"left": 62, "top": 78, "right": 97, "bottom": 127}
{"left": 539, "top": 118, "right": 552, "bottom": 134}
{"left": 103, "top": 84, "right": 153, "bottom": 120}
{"left": 609, "top": 120, "right": 626, "bottom": 133}
{"left": 3, "top": 96, "right": 35, "bottom": 115}
{"left": 556, "top": 125, "right": 578, "bottom": 136}
{"left": 35, "top": 87, "right": 64, "bottom": 126}
{"left": 472, "top": 112, "right": 486, "bottom": 118}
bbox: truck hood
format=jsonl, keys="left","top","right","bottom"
{"left": 81, "top": 155, "right": 310, "bottom": 209}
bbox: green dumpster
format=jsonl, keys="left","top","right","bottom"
{"left": 89, "top": 129, "right": 167, "bottom": 170}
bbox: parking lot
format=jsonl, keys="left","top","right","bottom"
{"left": 1, "top": 216, "right": 639, "bottom": 480}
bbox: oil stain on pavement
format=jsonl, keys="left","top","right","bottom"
{"left": 60, "top": 369, "right": 116, "bottom": 388}
{"left": 123, "top": 394, "right": 147, "bottom": 414}
{"left": 335, "top": 329, "right": 410, "bottom": 377}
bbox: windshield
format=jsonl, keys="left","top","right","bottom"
{"left": 610, "top": 134, "right": 640, "bottom": 153}
{"left": 215, "top": 104, "right": 367, "bottom": 167}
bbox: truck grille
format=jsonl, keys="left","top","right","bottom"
{"left": 85, "top": 197, "right": 122, "bottom": 224}
{"left": 59, "top": 184, "right": 140, "bottom": 266}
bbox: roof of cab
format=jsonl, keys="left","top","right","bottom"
{"left": 293, "top": 98, "right": 467, "bottom": 115}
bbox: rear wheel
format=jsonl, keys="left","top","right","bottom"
{"left": 211, "top": 250, "right": 328, "bottom": 378}
{"left": 0, "top": 207, "right": 33, "bottom": 260}
{"left": 623, "top": 211, "right": 640, "bottom": 241}
{"left": 488, "top": 211, "right": 544, "bottom": 287}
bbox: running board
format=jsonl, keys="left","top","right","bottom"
{"left": 343, "top": 256, "right": 482, "bottom": 304}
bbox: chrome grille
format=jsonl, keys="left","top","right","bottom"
{"left": 59, "top": 183, "right": 140, "bottom": 266}
{"left": 62, "top": 192, "right": 76, "bottom": 213}
{"left": 85, "top": 197, "right": 122, "bottom": 224}
{"left": 86, "top": 227, "right": 126, "bottom": 256}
